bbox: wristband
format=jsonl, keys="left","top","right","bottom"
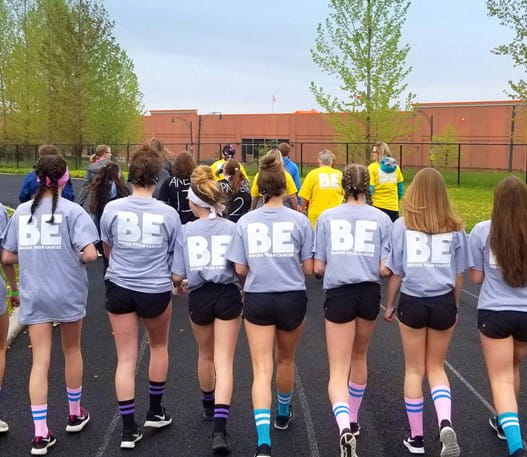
{"left": 8, "top": 290, "right": 19, "bottom": 297}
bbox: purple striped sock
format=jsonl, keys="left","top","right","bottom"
{"left": 202, "top": 389, "right": 215, "bottom": 410}
{"left": 149, "top": 380, "right": 165, "bottom": 414}
{"left": 213, "top": 404, "right": 230, "bottom": 433}
{"left": 118, "top": 399, "right": 136, "bottom": 431}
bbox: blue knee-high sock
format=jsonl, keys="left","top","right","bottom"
{"left": 254, "top": 409, "right": 271, "bottom": 447}
{"left": 277, "top": 391, "right": 292, "bottom": 417}
{"left": 499, "top": 412, "right": 524, "bottom": 455}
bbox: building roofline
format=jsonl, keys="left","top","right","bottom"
{"left": 414, "top": 100, "right": 525, "bottom": 108}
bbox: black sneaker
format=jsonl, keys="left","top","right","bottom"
{"left": 253, "top": 444, "right": 271, "bottom": 457}
{"left": 212, "top": 432, "right": 231, "bottom": 454}
{"left": 439, "top": 423, "right": 460, "bottom": 457}
{"left": 120, "top": 429, "right": 143, "bottom": 449}
{"left": 144, "top": 407, "right": 172, "bottom": 429}
{"left": 203, "top": 407, "right": 214, "bottom": 421}
{"left": 31, "top": 434, "right": 56, "bottom": 456}
{"left": 273, "top": 405, "right": 293, "bottom": 430}
{"left": 511, "top": 449, "right": 527, "bottom": 457}
{"left": 349, "top": 422, "right": 361, "bottom": 437}
{"left": 489, "top": 415, "right": 506, "bottom": 440}
{"left": 65, "top": 407, "right": 90, "bottom": 433}
{"left": 339, "top": 428, "right": 357, "bottom": 457}
{"left": 403, "top": 435, "right": 425, "bottom": 455}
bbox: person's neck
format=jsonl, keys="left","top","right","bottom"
{"left": 346, "top": 195, "right": 366, "bottom": 206}
{"left": 41, "top": 186, "right": 65, "bottom": 198}
{"left": 196, "top": 207, "right": 211, "bottom": 219}
{"left": 264, "top": 196, "right": 284, "bottom": 208}
{"left": 132, "top": 185, "right": 154, "bottom": 198}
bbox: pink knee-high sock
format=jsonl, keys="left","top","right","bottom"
{"left": 431, "top": 385, "right": 451, "bottom": 427}
{"left": 31, "top": 404, "right": 49, "bottom": 438}
{"left": 348, "top": 382, "right": 366, "bottom": 423}
{"left": 67, "top": 386, "right": 82, "bottom": 417}
{"left": 332, "top": 402, "right": 350, "bottom": 434}
{"left": 405, "top": 397, "right": 424, "bottom": 438}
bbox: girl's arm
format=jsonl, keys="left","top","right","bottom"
{"left": 0, "top": 249, "right": 17, "bottom": 265}
{"left": 80, "top": 243, "right": 98, "bottom": 264}
{"left": 302, "top": 258, "right": 314, "bottom": 276}
{"left": 469, "top": 269, "right": 484, "bottom": 285}
{"left": 103, "top": 242, "right": 112, "bottom": 260}
{"left": 380, "top": 260, "right": 391, "bottom": 277}
{"left": 383, "top": 274, "right": 402, "bottom": 322}
{"left": 313, "top": 259, "right": 326, "bottom": 276}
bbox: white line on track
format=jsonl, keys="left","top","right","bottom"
{"left": 461, "top": 288, "right": 479, "bottom": 300}
{"left": 95, "top": 334, "right": 148, "bottom": 457}
{"left": 294, "top": 370, "right": 321, "bottom": 457}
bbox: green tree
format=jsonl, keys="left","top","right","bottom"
{"left": 310, "top": 0, "right": 416, "bottom": 162}
{"left": 0, "top": 0, "right": 16, "bottom": 141}
{"left": 430, "top": 125, "right": 458, "bottom": 170}
{"left": 487, "top": 0, "right": 527, "bottom": 98}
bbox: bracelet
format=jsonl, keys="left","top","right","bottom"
{"left": 8, "top": 290, "right": 19, "bottom": 297}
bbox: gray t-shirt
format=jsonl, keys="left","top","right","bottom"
{"left": 1, "top": 198, "right": 99, "bottom": 324}
{"left": 469, "top": 220, "right": 527, "bottom": 311}
{"left": 227, "top": 206, "right": 314, "bottom": 293}
{"left": 172, "top": 218, "right": 238, "bottom": 292}
{"left": 386, "top": 218, "right": 472, "bottom": 297}
{"left": 314, "top": 204, "right": 392, "bottom": 289}
{"left": 100, "top": 196, "right": 182, "bottom": 293}
{"left": 0, "top": 204, "right": 9, "bottom": 314}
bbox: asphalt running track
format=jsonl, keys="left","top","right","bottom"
{"left": 0, "top": 173, "right": 525, "bottom": 457}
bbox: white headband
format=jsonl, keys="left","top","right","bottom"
{"left": 188, "top": 187, "right": 224, "bottom": 219}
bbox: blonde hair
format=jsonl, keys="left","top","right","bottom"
{"left": 374, "top": 141, "right": 391, "bottom": 157}
{"left": 191, "top": 165, "right": 224, "bottom": 206}
{"left": 403, "top": 168, "right": 462, "bottom": 233}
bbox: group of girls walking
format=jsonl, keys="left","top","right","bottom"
{"left": 0, "top": 142, "right": 526, "bottom": 457}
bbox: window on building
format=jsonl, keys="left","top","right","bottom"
{"left": 241, "top": 138, "right": 289, "bottom": 162}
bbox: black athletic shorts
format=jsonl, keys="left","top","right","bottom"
{"left": 243, "top": 291, "right": 308, "bottom": 331}
{"left": 324, "top": 282, "right": 381, "bottom": 323}
{"left": 397, "top": 291, "right": 457, "bottom": 330}
{"left": 478, "top": 310, "right": 527, "bottom": 342}
{"left": 375, "top": 206, "right": 399, "bottom": 222}
{"left": 188, "top": 282, "right": 243, "bottom": 325}
{"left": 105, "top": 280, "right": 171, "bottom": 319}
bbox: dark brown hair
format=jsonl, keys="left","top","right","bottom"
{"left": 148, "top": 138, "right": 168, "bottom": 160}
{"left": 128, "top": 143, "right": 163, "bottom": 187}
{"left": 172, "top": 151, "right": 196, "bottom": 179}
{"left": 89, "top": 162, "right": 130, "bottom": 216}
{"left": 490, "top": 176, "right": 527, "bottom": 287}
{"left": 343, "top": 164, "right": 370, "bottom": 204}
{"left": 223, "top": 159, "right": 246, "bottom": 193}
{"left": 257, "top": 151, "right": 286, "bottom": 202}
{"left": 191, "top": 165, "right": 225, "bottom": 206}
{"left": 38, "top": 144, "right": 60, "bottom": 157}
{"left": 30, "top": 154, "right": 67, "bottom": 224}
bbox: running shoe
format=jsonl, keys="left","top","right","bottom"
{"left": 120, "top": 429, "right": 143, "bottom": 449}
{"left": 212, "top": 432, "right": 231, "bottom": 454}
{"left": 273, "top": 405, "right": 294, "bottom": 430}
{"left": 339, "top": 428, "right": 357, "bottom": 457}
{"left": 403, "top": 435, "right": 425, "bottom": 454}
{"left": 144, "top": 407, "right": 172, "bottom": 429}
{"left": 253, "top": 444, "right": 271, "bottom": 456}
{"left": 511, "top": 449, "right": 527, "bottom": 457}
{"left": 31, "top": 434, "right": 56, "bottom": 456}
{"left": 203, "top": 407, "right": 214, "bottom": 421}
{"left": 349, "top": 421, "right": 361, "bottom": 437}
{"left": 0, "top": 419, "right": 8, "bottom": 433}
{"left": 439, "top": 421, "right": 460, "bottom": 457}
{"left": 65, "top": 407, "right": 90, "bottom": 433}
{"left": 489, "top": 415, "right": 506, "bottom": 440}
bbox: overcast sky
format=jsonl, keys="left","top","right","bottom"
{"left": 104, "top": 0, "right": 524, "bottom": 114}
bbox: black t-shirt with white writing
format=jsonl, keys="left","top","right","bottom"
{"left": 219, "top": 178, "right": 251, "bottom": 223}
{"left": 157, "top": 176, "right": 197, "bottom": 225}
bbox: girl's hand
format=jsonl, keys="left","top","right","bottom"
{"left": 176, "top": 280, "right": 188, "bottom": 296}
{"left": 384, "top": 306, "right": 395, "bottom": 323}
{"left": 8, "top": 291, "right": 20, "bottom": 308}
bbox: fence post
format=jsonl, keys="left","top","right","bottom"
{"left": 525, "top": 144, "right": 527, "bottom": 184}
{"left": 126, "top": 143, "right": 130, "bottom": 163}
{"left": 457, "top": 144, "right": 461, "bottom": 185}
{"left": 34, "top": 144, "right": 38, "bottom": 164}
{"left": 16, "top": 144, "right": 19, "bottom": 168}
{"left": 300, "top": 143, "right": 304, "bottom": 177}
{"left": 399, "top": 144, "right": 403, "bottom": 168}
{"left": 346, "top": 143, "right": 349, "bottom": 165}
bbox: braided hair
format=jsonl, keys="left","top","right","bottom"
{"left": 342, "top": 164, "right": 371, "bottom": 204}
{"left": 29, "top": 154, "right": 67, "bottom": 224}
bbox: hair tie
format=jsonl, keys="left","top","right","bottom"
{"left": 234, "top": 167, "right": 239, "bottom": 171}
{"left": 37, "top": 167, "right": 70, "bottom": 188}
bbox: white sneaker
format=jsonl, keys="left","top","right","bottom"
{"left": 0, "top": 419, "right": 8, "bottom": 433}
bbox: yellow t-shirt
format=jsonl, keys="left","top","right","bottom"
{"left": 210, "top": 159, "right": 248, "bottom": 181}
{"left": 370, "top": 165, "right": 404, "bottom": 211}
{"left": 368, "top": 161, "right": 380, "bottom": 175}
{"left": 250, "top": 171, "right": 297, "bottom": 197}
{"left": 298, "top": 166, "right": 343, "bottom": 227}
